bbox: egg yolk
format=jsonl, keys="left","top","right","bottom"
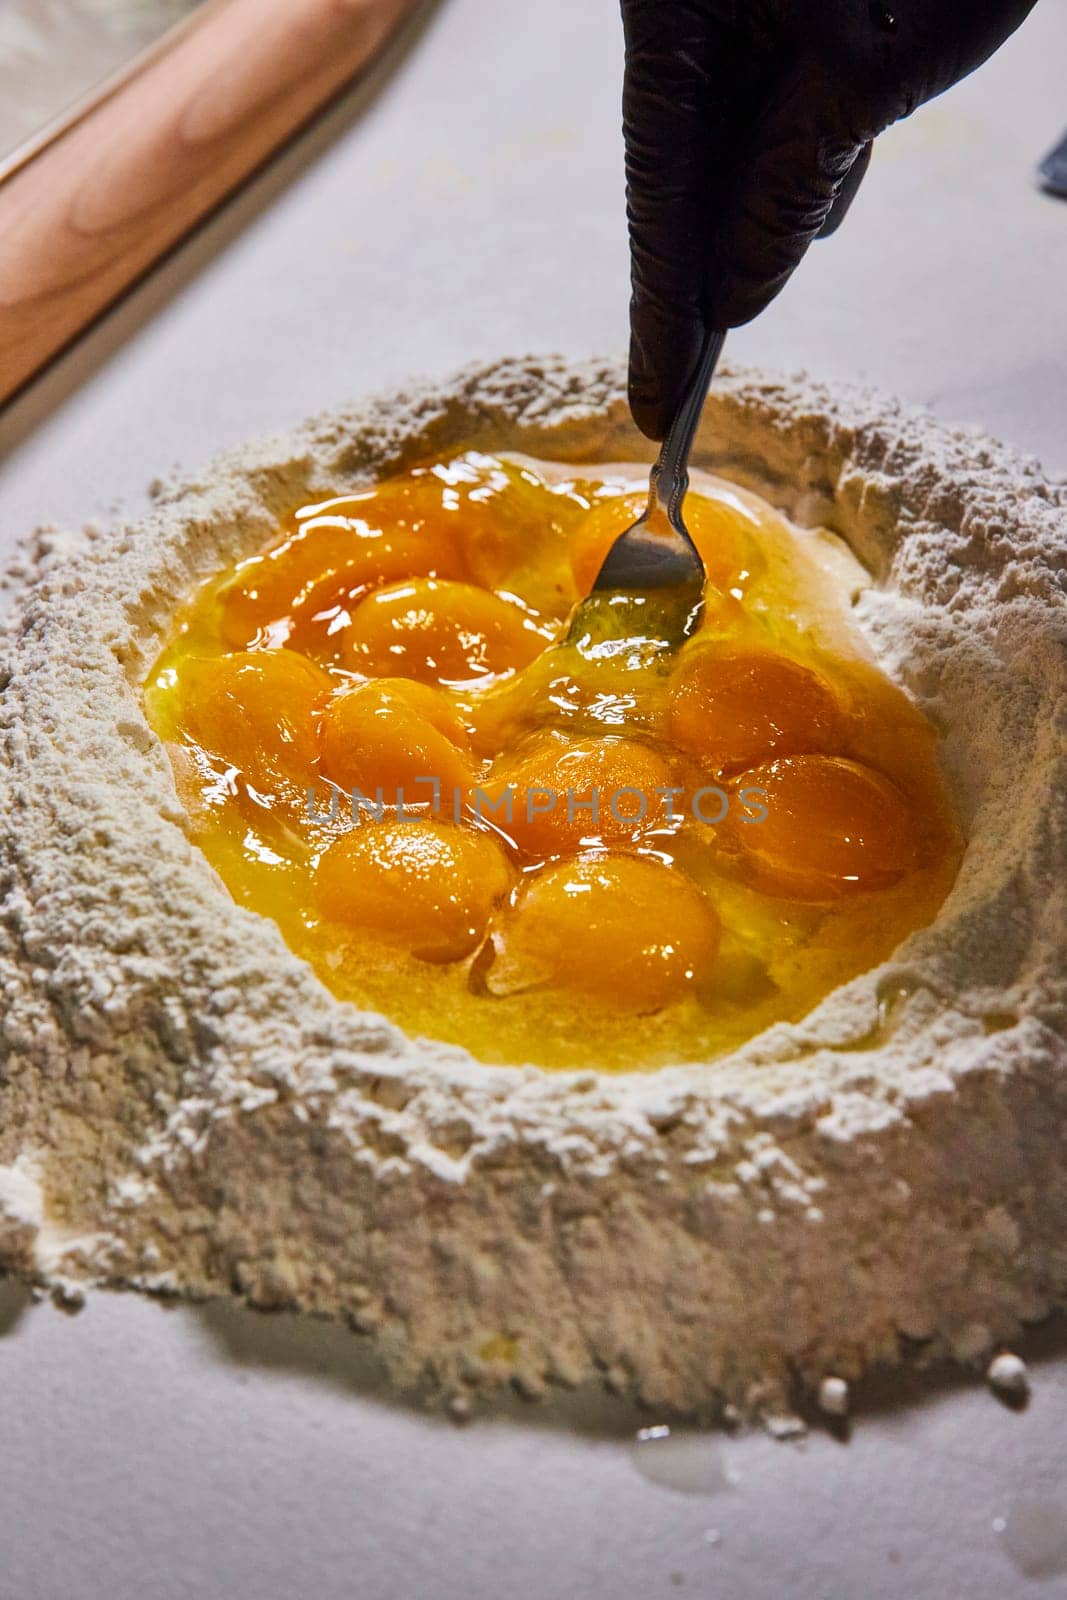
{"left": 319, "top": 679, "right": 475, "bottom": 810}
{"left": 343, "top": 578, "right": 553, "bottom": 684}
{"left": 314, "top": 820, "right": 512, "bottom": 962}
{"left": 668, "top": 646, "right": 846, "bottom": 773}
{"left": 569, "top": 490, "right": 762, "bottom": 597}
{"left": 489, "top": 854, "right": 720, "bottom": 1009}
{"left": 722, "top": 755, "right": 922, "bottom": 900}
{"left": 167, "top": 649, "right": 329, "bottom": 800}
{"left": 219, "top": 489, "right": 466, "bottom": 653}
{"left": 476, "top": 731, "right": 676, "bottom": 857}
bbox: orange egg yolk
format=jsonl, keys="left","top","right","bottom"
{"left": 476, "top": 732, "right": 676, "bottom": 857}
{"left": 314, "top": 820, "right": 512, "bottom": 962}
{"left": 343, "top": 578, "right": 553, "bottom": 685}
{"left": 319, "top": 678, "right": 475, "bottom": 810}
{"left": 668, "top": 646, "right": 846, "bottom": 773}
{"left": 163, "top": 648, "right": 330, "bottom": 803}
{"left": 489, "top": 854, "right": 720, "bottom": 1010}
{"left": 722, "top": 755, "right": 923, "bottom": 900}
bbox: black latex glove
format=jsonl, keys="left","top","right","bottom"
{"left": 623, "top": 0, "right": 1039, "bottom": 439}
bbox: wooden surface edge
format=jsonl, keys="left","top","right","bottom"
{"left": 0, "top": 0, "right": 237, "bottom": 189}
{"left": 0, "top": 0, "right": 420, "bottom": 409}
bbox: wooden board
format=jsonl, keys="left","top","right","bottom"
{"left": 0, "top": 0, "right": 418, "bottom": 406}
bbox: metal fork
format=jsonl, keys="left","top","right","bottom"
{"left": 566, "top": 327, "right": 727, "bottom": 658}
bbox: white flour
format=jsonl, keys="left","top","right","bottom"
{"left": 1, "top": 356, "right": 1064, "bottom": 1421}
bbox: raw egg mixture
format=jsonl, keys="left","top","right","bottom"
{"left": 144, "top": 452, "right": 962, "bottom": 1071}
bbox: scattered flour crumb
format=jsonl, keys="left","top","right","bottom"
{"left": 765, "top": 1413, "right": 807, "bottom": 1441}
{"left": 818, "top": 1376, "right": 851, "bottom": 1417}
{"left": 987, "top": 1352, "right": 1030, "bottom": 1399}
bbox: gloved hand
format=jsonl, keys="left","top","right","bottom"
{"left": 623, "top": 0, "right": 1039, "bottom": 439}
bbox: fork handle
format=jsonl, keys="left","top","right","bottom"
{"left": 648, "top": 327, "right": 727, "bottom": 526}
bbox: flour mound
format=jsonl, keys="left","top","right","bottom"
{"left": 1, "top": 357, "right": 1065, "bottom": 1421}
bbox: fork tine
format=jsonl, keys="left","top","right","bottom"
{"left": 564, "top": 328, "right": 725, "bottom": 653}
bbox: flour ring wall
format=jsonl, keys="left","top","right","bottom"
{"left": 1, "top": 356, "right": 1064, "bottom": 1419}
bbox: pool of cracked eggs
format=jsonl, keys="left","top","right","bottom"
{"left": 143, "top": 450, "right": 963, "bottom": 1071}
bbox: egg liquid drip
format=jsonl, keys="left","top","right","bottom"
{"left": 144, "top": 451, "right": 962, "bottom": 1071}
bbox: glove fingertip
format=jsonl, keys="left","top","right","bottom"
{"left": 627, "top": 326, "right": 671, "bottom": 441}
{"left": 627, "top": 379, "right": 669, "bottom": 443}
{"left": 627, "top": 318, "right": 704, "bottom": 443}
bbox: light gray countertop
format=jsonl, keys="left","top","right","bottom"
{"left": 1, "top": 2, "right": 1066, "bottom": 1596}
